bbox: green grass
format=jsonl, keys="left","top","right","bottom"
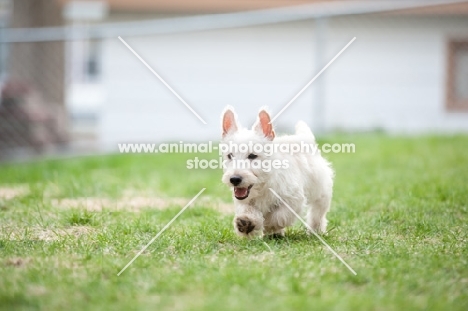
{"left": 0, "top": 134, "right": 467, "bottom": 311}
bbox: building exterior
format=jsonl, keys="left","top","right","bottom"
{"left": 55, "top": 1, "right": 468, "bottom": 147}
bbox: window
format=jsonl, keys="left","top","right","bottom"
{"left": 85, "top": 39, "right": 101, "bottom": 82}
{"left": 447, "top": 40, "right": 468, "bottom": 112}
{"left": 69, "top": 38, "right": 102, "bottom": 84}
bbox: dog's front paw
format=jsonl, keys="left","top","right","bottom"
{"left": 237, "top": 217, "right": 255, "bottom": 234}
{"left": 234, "top": 215, "right": 262, "bottom": 238}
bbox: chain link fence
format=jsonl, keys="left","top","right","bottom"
{"left": 0, "top": 0, "right": 67, "bottom": 159}
{"left": 0, "top": 0, "right": 467, "bottom": 161}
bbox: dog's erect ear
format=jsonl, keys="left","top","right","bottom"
{"left": 253, "top": 108, "right": 275, "bottom": 140}
{"left": 222, "top": 106, "right": 238, "bottom": 138}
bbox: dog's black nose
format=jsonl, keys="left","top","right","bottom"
{"left": 230, "top": 176, "right": 242, "bottom": 186}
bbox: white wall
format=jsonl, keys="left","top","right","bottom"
{"left": 99, "top": 14, "right": 468, "bottom": 148}
{"left": 100, "top": 21, "right": 320, "bottom": 148}
{"left": 325, "top": 15, "right": 468, "bottom": 133}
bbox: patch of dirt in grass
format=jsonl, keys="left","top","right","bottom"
{"left": 4, "top": 257, "right": 32, "bottom": 267}
{"left": 199, "top": 197, "right": 234, "bottom": 214}
{"left": 51, "top": 197, "right": 184, "bottom": 212}
{"left": 3, "top": 226, "right": 95, "bottom": 241}
{"left": 36, "top": 226, "right": 94, "bottom": 241}
{"left": 51, "top": 196, "right": 234, "bottom": 214}
{"left": 28, "top": 285, "right": 47, "bottom": 296}
{"left": 0, "top": 185, "right": 29, "bottom": 200}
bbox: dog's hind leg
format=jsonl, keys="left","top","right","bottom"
{"left": 306, "top": 194, "right": 331, "bottom": 234}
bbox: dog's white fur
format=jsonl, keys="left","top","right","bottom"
{"left": 221, "top": 106, "right": 334, "bottom": 238}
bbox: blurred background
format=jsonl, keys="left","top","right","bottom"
{"left": 0, "top": 0, "right": 467, "bottom": 160}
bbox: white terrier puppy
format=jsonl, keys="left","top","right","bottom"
{"left": 221, "top": 106, "right": 334, "bottom": 238}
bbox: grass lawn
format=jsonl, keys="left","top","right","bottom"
{"left": 0, "top": 134, "right": 467, "bottom": 310}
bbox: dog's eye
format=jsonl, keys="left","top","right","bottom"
{"left": 248, "top": 154, "right": 258, "bottom": 160}
{"left": 227, "top": 153, "right": 233, "bottom": 160}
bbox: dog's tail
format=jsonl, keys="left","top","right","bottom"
{"left": 295, "top": 121, "right": 316, "bottom": 142}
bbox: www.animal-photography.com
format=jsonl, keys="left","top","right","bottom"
{"left": 1, "top": 1, "right": 467, "bottom": 310}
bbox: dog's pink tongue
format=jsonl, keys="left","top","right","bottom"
{"left": 234, "top": 187, "right": 248, "bottom": 197}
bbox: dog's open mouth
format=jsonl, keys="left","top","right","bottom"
{"left": 234, "top": 185, "right": 253, "bottom": 200}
